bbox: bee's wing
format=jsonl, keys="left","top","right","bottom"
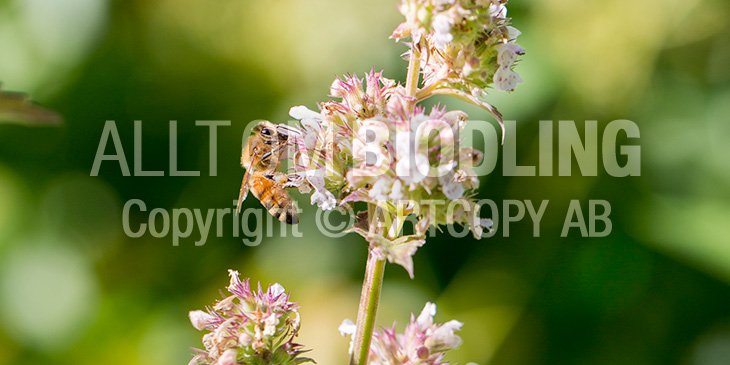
{"left": 275, "top": 124, "right": 301, "bottom": 137}
{"left": 237, "top": 158, "right": 255, "bottom": 215}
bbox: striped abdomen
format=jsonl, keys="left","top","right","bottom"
{"left": 250, "top": 174, "right": 298, "bottom": 224}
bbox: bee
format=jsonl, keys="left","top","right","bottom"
{"left": 237, "top": 121, "right": 300, "bottom": 224}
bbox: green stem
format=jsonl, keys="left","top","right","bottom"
{"left": 350, "top": 39, "right": 421, "bottom": 365}
{"left": 404, "top": 41, "right": 422, "bottom": 112}
{"left": 416, "top": 81, "right": 441, "bottom": 100}
{"left": 351, "top": 248, "right": 386, "bottom": 365}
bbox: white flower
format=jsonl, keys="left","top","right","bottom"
{"left": 263, "top": 313, "right": 279, "bottom": 336}
{"left": 304, "top": 168, "right": 326, "bottom": 189}
{"left": 427, "top": 319, "right": 463, "bottom": 349}
{"left": 311, "top": 189, "right": 337, "bottom": 210}
{"left": 338, "top": 319, "right": 356, "bottom": 336}
{"left": 290, "top": 105, "right": 324, "bottom": 150}
{"left": 441, "top": 178, "right": 465, "bottom": 200}
{"left": 239, "top": 332, "right": 252, "bottom": 346}
{"left": 416, "top": 118, "right": 455, "bottom": 147}
{"left": 303, "top": 130, "right": 319, "bottom": 150}
{"left": 470, "top": 215, "right": 494, "bottom": 238}
{"left": 369, "top": 178, "right": 391, "bottom": 200}
{"left": 413, "top": 153, "right": 431, "bottom": 181}
{"left": 202, "top": 333, "right": 214, "bottom": 349}
{"left": 253, "top": 325, "right": 264, "bottom": 351}
{"left": 214, "top": 296, "right": 236, "bottom": 312}
{"left": 409, "top": 113, "right": 431, "bottom": 133}
{"left": 394, "top": 131, "right": 412, "bottom": 160}
{"left": 359, "top": 118, "right": 390, "bottom": 144}
{"left": 268, "top": 283, "right": 285, "bottom": 299}
{"left": 431, "top": 14, "right": 454, "bottom": 50}
{"left": 189, "top": 310, "right": 215, "bottom": 331}
{"left": 218, "top": 349, "right": 238, "bottom": 365}
{"left": 390, "top": 179, "right": 404, "bottom": 200}
{"left": 437, "top": 160, "right": 457, "bottom": 177}
{"left": 291, "top": 311, "right": 302, "bottom": 332}
{"left": 338, "top": 318, "right": 357, "bottom": 355}
{"left": 506, "top": 26, "right": 521, "bottom": 40}
{"left": 489, "top": 1, "right": 507, "bottom": 18}
{"left": 494, "top": 43, "right": 526, "bottom": 91}
{"left": 395, "top": 153, "right": 429, "bottom": 184}
{"left": 493, "top": 66, "right": 523, "bottom": 92}
{"left": 495, "top": 43, "right": 525, "bottom": 67}
{"left": 352, "top": 138, "right": 366, "bottom": 161}
{"left": 362, "top": 144, "right": 388, "bottom": 167}
{"left": 417, "top": 302, "right": 437, "bottom": 328}
{"left": 289, "top": 105, "right": 322, "bottom": 121}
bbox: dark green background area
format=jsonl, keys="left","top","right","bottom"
{"left": 1, "top": 0, "right": 729, "bottom": 364}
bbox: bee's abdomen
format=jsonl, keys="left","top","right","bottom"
{"left": 252, "top": 179, "right": 298, "bottom": 225}
{"left": 269, "top": 201, "right": 298, "bottom": 225}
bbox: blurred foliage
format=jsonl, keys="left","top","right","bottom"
{"left": 0, "top": 86, "right": 61, "bottom": 125}
{"left": 1, "top": 0, "right": 730, "bottom": 364}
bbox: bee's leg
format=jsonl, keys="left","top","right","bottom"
{"left": 284, "top": 173, "right": 304, "bottom": 188}
{"left": 266, "top": 172, "right": 291, "bottom": 185}
{"left": 266, "top": 171, "right": 304, "bottom": 188}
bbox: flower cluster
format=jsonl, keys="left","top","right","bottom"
{"left": 393, "top": 0, "right": 524, "bottom": 94}
{"left": 283, "top": 71, "right": 493, "bottom": 277}
{"left": 188, "top": 270, "right": 312, "bottom": 365}
{"left": 249, "top": 2, "right": 523, "bottom": 281}
{"left": 339, "top": 303, "right": 464, "bottom": 365}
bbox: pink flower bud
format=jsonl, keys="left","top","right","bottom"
{"left": 218, "top": 349, "right": 238, "bottom": 365}
{"left": 189, "top": 310, "right": 214, "bottom": 331}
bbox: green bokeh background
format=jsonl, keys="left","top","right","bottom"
{"left": 1, "top": 0, "right": 730, "bottom": 364}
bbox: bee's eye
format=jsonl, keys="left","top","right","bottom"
{"left": 261, "top": 128, "right": 272, "bottom": 136}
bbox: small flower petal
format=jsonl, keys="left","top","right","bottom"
{"left": 189, "top": 310, "right": 215, "bottom": 331}
{"left": 338, "top": 319, "right": 356, "bottom": 336}
{"left": 218, "top": 349, "right": 238, "bottom": 365}
{"left": 289, "top": 105, "right": 322, "bottom": 121}
{"left": 493, "top": 66, "right": 523, "bottom": 92}
{"left": 311, "top": 189, "right": 337, "bottom": 210}
{"left": 417, "top": 302, "right": 437, "bottom": 327}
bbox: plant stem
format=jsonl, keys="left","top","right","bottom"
{"left": 351, "top": 248, "right": 386, "bottom": 365}
{"left": 405, "top": 41, "right": 421, "bottom": 112}
{"left": 351, "top": 40, "right": 421, "bottom": 365}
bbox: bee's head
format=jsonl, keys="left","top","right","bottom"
{"left": 253, "top": 121, "right": 276, "bottom": 138}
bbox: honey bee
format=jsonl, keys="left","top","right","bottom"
{"left": 237, "top": 121, "right": 300, "bottom": 224}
